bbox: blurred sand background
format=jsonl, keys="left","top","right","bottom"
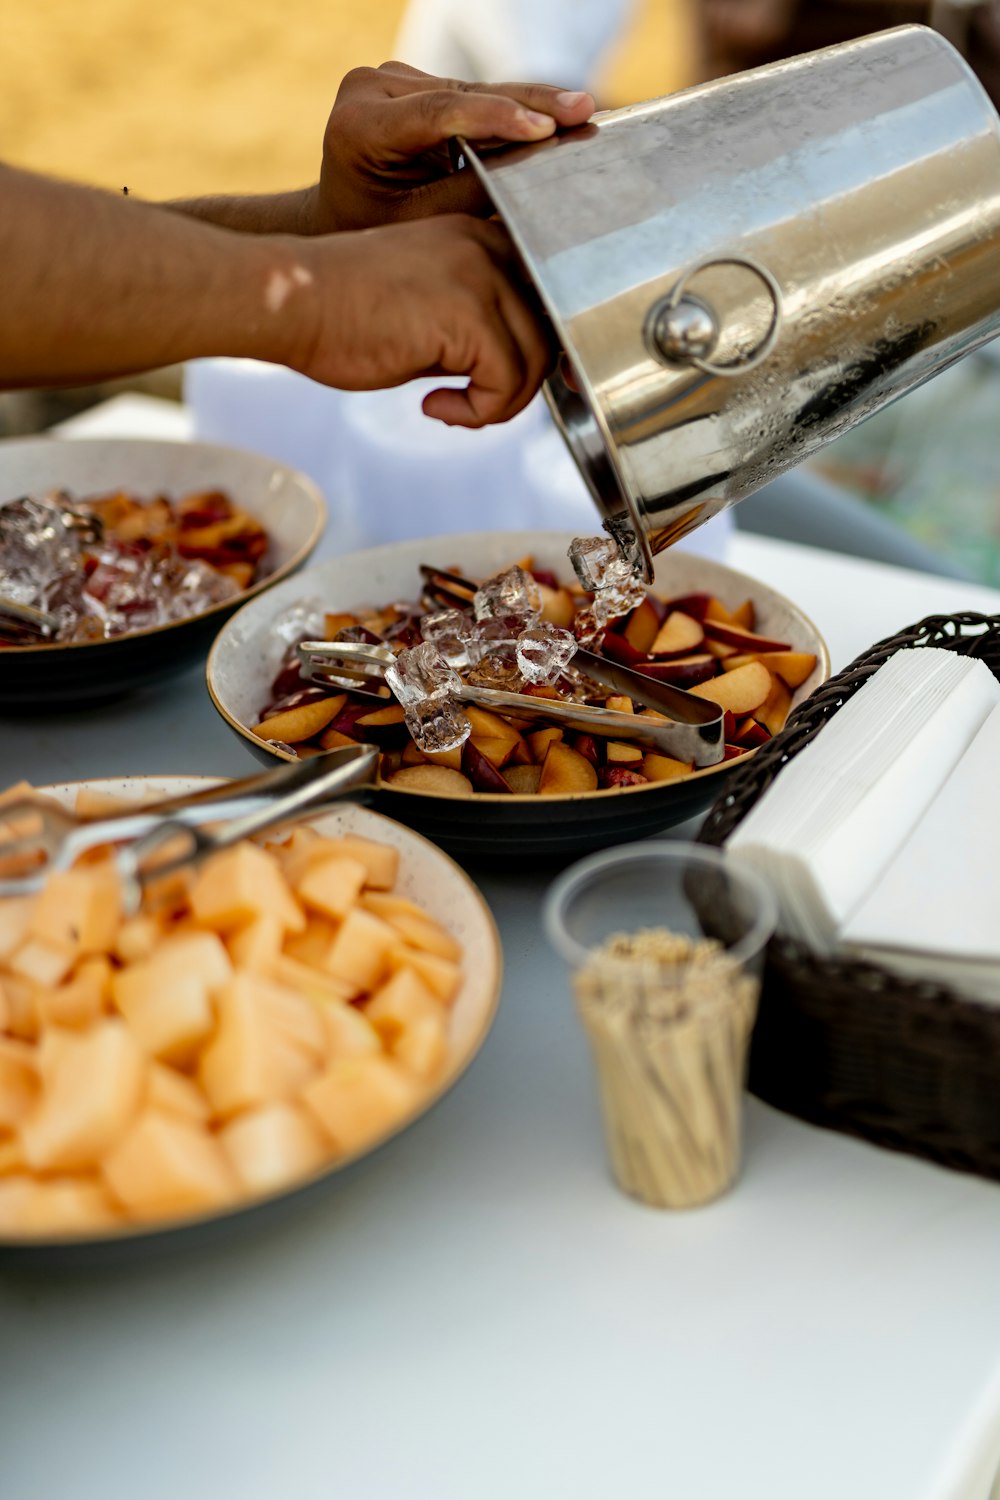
{"left": 1, "top": 0, "right": 697, "bottom": 199}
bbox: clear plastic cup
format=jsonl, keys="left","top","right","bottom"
{"left": 545, "top": 842, "right": 777, "bottom": 1209}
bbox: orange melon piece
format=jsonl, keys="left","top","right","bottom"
{"left": 113, "top": 915, "right": 161, "bottom": 965}
{"left": 365, "top": 968, "right": 441, "bottom": 1047}
{"left": 282, "top": 915, "right": 338, "bottom": 969}
{"left": 188, "top": 843, "right": 305, "bottom": 934}
{"left": 111, "top": 932, "right": 232, "bottom": 1063}
{"left": 323, "top": 1002, "right": 382, "bottom": 1059}
{"left": 220, "top": 1103, "right": 327, "bottom": 1196}
{"left": 0, "top": 1037, "right": 37, "bottom": 1129}
{"left": 322, "top": 907, "right": 398, "bottom": 992}
{"left": 301, "top": 1056, "right": 418, "bottom": 1154}
{"left": 0, "top": 1174, "right": 122, "bottom": 1234}
{"left": 228, "top": 913, "right": 285, "bottom": 969}
{"left": 248, "top": 973, "right": 327, "bottom": 1060}
{"left": 0, "top": 895, "right": 34, "bottom": 962}
{"left": 267, "top": 953, "right": 356, "bottom": 1007}
{"left": 37, "top": 955, "right": 111, "bottom": 1030}
{"left": 198, "top": 976, "right": 319, "bottom": 1118}
{"left": 28, "top": 863, "right": 122, "bottom": 958}
{"left": 393, "top": 1016, "right": 448, "bottom": 1080}
{"left": 21, "top": 1020, "right": 146, "bottom": 1172}
{"left": 7, "top": 936, "right": 74, "bottom": 988}
{"left": 147, "top": 1061, "right": 211, "bottom": 1124}
{"left": 688, "top": 660, "right": 772, "bottom": 715}
{"left": 2, "top": 976, "right": 40, "bottom": 1041}
{"left": 361, "top": 895, "right": 462, "bottom": 962}
{"left": 386, "top": 948, "right": 462, "bottom": 1005}
{"left": 296, "top": 855, "right": 368, "bottom": 920}
{"left": 307, "top": 834, "right": 399, "bottom": 891}
{"left": 0, "top": 1136, "right": 27, "bottom": 1176}
{"left": 641, "top": 753, "right": 694, "bottom": 783}
{"left": 102, "top": 1110, "right": 238, "bottom": 1222}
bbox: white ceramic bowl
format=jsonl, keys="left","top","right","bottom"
{"left": 0, "top": 437, "right": 325, "bottom": 705}
{"left": 0, "top": 777, "right": 502, "bottom": 1264}
{"left": 206, "top": 531, "right": 830, "bottom": 857}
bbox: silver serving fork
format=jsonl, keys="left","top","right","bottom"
{"left": 0, "top": 743, "right": 379, "bottom": 903}
{"left": 297, "top": 639, "right": 725, "bottom": 767}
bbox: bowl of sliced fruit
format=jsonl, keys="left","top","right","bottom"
{"left": 0, "top": 776, "right": 501, "bottom": 1264}
{"left": 207, "top": 532, "right": 829, "bottom": 857}
{"left": 0, "top": 437, "right": 325, "bottom": 706}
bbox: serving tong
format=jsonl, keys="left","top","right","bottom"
{"left": 0, "top": 743, "right": 378, "bottom": 902}
{"left": 297, "top": 565, "right": 724, "bottom": 767}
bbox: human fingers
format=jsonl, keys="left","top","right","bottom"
{"left": 422, "top": 298, "right": 528, "bottom": 429}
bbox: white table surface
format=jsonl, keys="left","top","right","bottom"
{"left": 4, "top": 504, "right": 1000, "bottom": 1500}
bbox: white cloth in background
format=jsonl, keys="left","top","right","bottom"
{"left": 393, "top": 0, "right": 636, "bottom": 89}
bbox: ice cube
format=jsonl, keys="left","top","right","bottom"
{"left": 568, "top": 535, "right": 620, "bottom": 592}
{"left": 385, "top": 641, "right": 462, "bottom": 708}
{"left": 472, "top": 566, "right": 541, "bottom": 625}
{"left": 515, "top": 622, "right": 577, "bottom": 685}
{"left": 0, "top": 496, "right": 82, "bottom": 607}
{"left": 464, "top": 642, "right": 523, "bottom": 690}
{"left": 270, "top": 598, "right": 329, "bottom": 646}
{"left": 404, "top": 699, "right": 471, "bottom": 754}
{"left": 420, "top": 608, "right": 475, "bottom": 667}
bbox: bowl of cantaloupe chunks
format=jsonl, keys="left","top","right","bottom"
{"left": 207, "top": 531, "right": 831, "bottom": 857}
{"left": 0, "top": 778, "right": 501, "bottom": 1263}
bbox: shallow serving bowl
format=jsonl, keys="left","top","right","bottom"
{"left": 0, "top": 437, "right": 325, "bottom": 706}
{"left": 0, "top": 777, "right": 502, "bottom": 1267}
{"left": 207, "top": 531, "right": 830, "bottom": 858}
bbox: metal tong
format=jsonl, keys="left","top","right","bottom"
{"left": 0, "top": 743, "right": 379, "bottom": 903}
{"left": 297, "top": 564, "right": 724, "bottom": 766}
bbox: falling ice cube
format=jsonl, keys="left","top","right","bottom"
{"left": 472, "top": 566, "right": 541, "bottom": 624}
{"left": 568, "top": 535, "right": 620, "bottom": 592}
{"left": 516, "top": 621, "right": 578, "bottom": 685}
{"left": 404, "top": 699, "right": 471, "bottom": 754}
{"left": 385, "top": 641, "right": 462, "bottom": 708}
{"left": 420, "top": 608, "right": 475, "bottom": 667}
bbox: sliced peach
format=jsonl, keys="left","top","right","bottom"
{"left": 503, "top": 764, "right": 543, "bottom": 796}
{"left": 255, "top": 696, "right": 343, "bottom": 744}
{"left": 730, "top": 599, "right": 756, "bottom": 629}
{"left": 605, "top": 741, "right": 644, "bottom": 766}
{"left": 324, "top": 611, "right": 359, "bottom": 639}
{"left": 604, "top": 694, "right": 634, "bottom": 715}
{"left": 751, "top": 651, "right": 818, "bottom": 689}
{"left": 538, "top": 584, "right": 576, "bottom": 629}
{"left": 704, "top": 638, "right": 739, "bottom": 660}
{"left": 220, "top": 1103, "right": 327, "bottom": 1196}
{"left": 538, "top": 742, "right": 598, "bottom": 796}
{"left": 527, "top": 727, "right": 563, "bottom": 763}
{"left": 388, "top": 765, "right": 474, "bottom": 798}
{"left": 688, "top": 660, "right": 772, "bottom": 715}
{"left": 622, "top": 596, "right": 663, "bottom": 654}
{"left": 641, "top": 753, "right": 694, "bottom": 783}
{"left": 472, "top": 736, "right": 519, "bottom": 769}
{"left": 649, "top": 611, "right": 705, "bottom": 658}
{"left": 756, "top": 673, "right": 793, "bottom": 736}
{"left": 704, "top": 596, "right": 737, "bottom": 625}
{"left": 318, "top": 726, "right": 362, "bottom": 752}
{"left": 702, "top": 620, "right": 791, "bottom": 653}
{"left": 636, "top": 655, "right": 716, "bottom": 688}
{"left": 462, "top": 740, "right": 512, "bottom": 794}
{"left": 462, "top": 704, "right": 522, "bottom": 748}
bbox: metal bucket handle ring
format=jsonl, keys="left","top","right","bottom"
{"left": 648, "top": 255, "right": 784, "bottom": 379}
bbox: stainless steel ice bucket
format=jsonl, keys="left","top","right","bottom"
{"left": 465, "top": 26, "right": 1000, "bottom": 579}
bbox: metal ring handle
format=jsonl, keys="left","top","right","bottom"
{"left": 651, "top": 255, "right": 783, "bottom": 379}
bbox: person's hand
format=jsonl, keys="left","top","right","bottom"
{"left": 286, "top": 214, "right": 555, "bottom": 427}
{"left": 300, "top": 61, "right": 594, "bottom": 234}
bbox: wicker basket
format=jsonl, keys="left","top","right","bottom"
{"left": 699, "top": 611, "right": 1000, "bottom": 1181}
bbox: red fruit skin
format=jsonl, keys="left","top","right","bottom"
{"left": 734, "top": 719, "right": 771, "bottom": 750}
{"left": 702, "top": 620, "right": 791, "bottom": 653}
{"left": 600, "top": 631, "right": 647, "bottom": 668}
{"left": 570, "top": 734, "right": 601, "bottom": 767}
{"left": 723, "top": 745, "right": 748, "bottom": 761}
{"left": 598, "top": 767, "right": 648, "bottom": 789}
{"left": 659, "top": 592, "right": 712, "bottom": 622}
{"left": 531, "top": 568, "right": 560, "bottom": 590}
{"left": 461, "top": 739, "right": 512, "bottom": 794}
{"left": 634, "top": 655, "right": 717, "bottom": 688}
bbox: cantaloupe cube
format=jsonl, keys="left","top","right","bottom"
{"left": 0, "top": 896, "right": 36, "bottom": 962}
{"left": 21, "top": 1020, "right": 146, "bottom": 1172}
{"left": 227, "top": 914, "right": 285, "bottom": 970}
{"left": 0, "top": 1177, "right": 34, "bottom": 1231}
{"left": 266, "top": 954, "right": 355, "bottom": 1007}
{"left": 323, "top": 1003, "right": 382, "bottom": 1059}
{"left": 365, "top": 968, "right": 442, "bottom": 1047}
{"left": 266, "top": 826, "right": 325, "bottom": 888}
{"left": 102, "top": 1110, "right": 238, "bottom": 1222}
{"left": 320, "top": 835, "right": 400, "bottom": 891}
{"left": 113, "top": 915, "right": 161, "bottom": 965}
{"left": 28, "top": 863, "right": 122, "bottom": 958}
{"left": 385, "top": 947, "right": 462, "bottom": 1005}
{"left": 0, "top": 1135, "right": 27, "bottom": 1175}
{"left": 323, "top": 908, "right": 397, "bottom": 992}
{"left": 2, "top": 976, "right": 40, "bottom": 1041}
{"left": 198, "top": 978, "right": 318, "bottom": 1118}
{"left": 37, "top": 955, "right": 111, "bottom": 1030}
{"left": 361, "top": 894, "right": 461, "bottom": 962}
{"left": 283, "top": 916, "right": 338, "bottom": 970}
{"left": 188, "top": 843, "right": 305, "bottom": 934}
{"left": 296, "top": 856, "right": 368, "bottom": 920}
{"left": 4, "top": 1174, "right": 122, "bottom": 1234}
{"left": 0, "top": 1037, "right": 37, "bottom": 1129}
{"left": 393, "top": 1015, "right": 449, "bottom": 1080}
{"left": 301, "top": 1056, "right": 418, "bottom": 1153}
{"left": 112, "top": 970, "right": 214, "bottom": 1065}
{"left": 220, "top": 1103, "right": 327, "bottom": 1196}
{"left": 243, "top": 973, "right": 326, "bottom": 1060}
{"left": 8, "top": 936, "right": 74, "bottom": 988}
{"left": 146, "top": 1061, "right": 211, "bottom": 1124}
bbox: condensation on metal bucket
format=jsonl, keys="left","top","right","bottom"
{"left": 464, "top": 26, "right": 1000, "bottom": 580}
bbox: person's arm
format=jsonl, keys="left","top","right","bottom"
{"left": 168, "top": 63, "right": 594, "bottom": 236}
{"left": 0, "top": 162, "right": 551, "bottom": 427}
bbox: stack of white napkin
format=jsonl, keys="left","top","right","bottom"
{"left": 727, "top": 647, "right": 1000, "bottom": 999}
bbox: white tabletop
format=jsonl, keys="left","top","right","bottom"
{"left": 4, "top": 518, "right": 1000, "bottom": 1500}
